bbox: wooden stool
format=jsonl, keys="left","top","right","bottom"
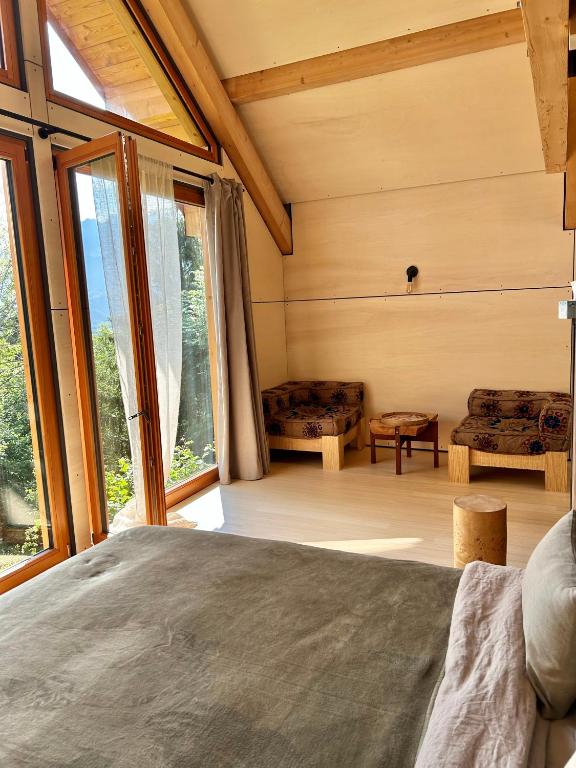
{"left": 453, "top": 494, "right": 507, "bottom": 568}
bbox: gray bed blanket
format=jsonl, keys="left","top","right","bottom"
{"left": 0, "top": 527, "right": 461, "bottom": 768}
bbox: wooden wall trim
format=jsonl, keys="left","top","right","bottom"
{"left": 521, "top": 0, "right": 569, "bottom": 173}
{"left": 139, "top": 0, "right": 293, "bottom": 255}
{"left": 222, "top": 9, "right": 525, "bottom": 105}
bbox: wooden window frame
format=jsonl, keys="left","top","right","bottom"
{"left": 37, "top": 0, "right": 220, "bottom": 164}
{"left": 166, "top": 180, "right": 218, "bottom": 509}
{"left": 0, "top": 133, "right": 70, "bottom": 593}
{"left": 56, "top": 133, "right": 166, "bottom": 542}
{"left": 0, "top": 0, "right": 22, "bottom": 89}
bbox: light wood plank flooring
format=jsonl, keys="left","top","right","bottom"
{"left": 169, "top": 446, "right": 570, "bottom": 568}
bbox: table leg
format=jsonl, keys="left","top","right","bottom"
{"left": 395, "top": 429, "right": 402, "bottom": 475}
{"left": 433, "top": 422, "right": 439, "bottom": 468}
{"left": 406, "top": 439, "right": 412, "bottom": 458}
{"left": 370, "top": 432, "right": 376, "bottom": 464}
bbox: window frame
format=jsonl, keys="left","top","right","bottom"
{"left": 0, "top": 0, "right": 22, "bottom": 89}
{"left": 37, "top": 0, "right": 220, "bottom": 164}
{"left": 0, "top": 132, "right": 70, "bottom": 594}
{"left": 166, "top": 180, "right": 218, "bottom": 510}
{"left": 55, "top": 132, "right": 167, "bottom": 542}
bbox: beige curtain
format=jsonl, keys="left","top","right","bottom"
{"left": 204, "top": 175, "right": 269, "bottom": 484}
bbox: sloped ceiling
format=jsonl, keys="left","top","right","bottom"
{"left": 184, "top": 1, "right": 542, "bottom": 203}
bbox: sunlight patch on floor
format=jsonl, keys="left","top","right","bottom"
{"left": 302, "top": 538, "right": 423, "bottom": 556}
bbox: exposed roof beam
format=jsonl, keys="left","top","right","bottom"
{"left": 521, "top": 0, "right": 569, "bottom": 173}
{"left": 222, "top": 9, "right": 525, "bottom": 105}
{"left": 139, "top": 0, "right": 293, "bottom": 254}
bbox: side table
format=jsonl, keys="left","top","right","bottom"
{"left": 369, "top": 412, "right": 439, "bottom": 475}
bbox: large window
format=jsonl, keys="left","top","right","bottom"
{"left": 0, "top": 0, "right": 21, "bottom": 88}
{"left": 0, "top": 134, "right": 69, "bottom": 592}
{"left": 56, "top": 133, "right": 217, "bottom": 539}
{"left": 167, "top": 184, "right": 217, "bottom": 507}
{"left": 39, "top": 0, "right": 218, "bottom": 162}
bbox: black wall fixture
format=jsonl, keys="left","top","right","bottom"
{"left": 406, "top": 265, "right": 419, "bottom": 293}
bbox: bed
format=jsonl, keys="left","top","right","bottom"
{"left": 0, "top": 516, "right": 574, "bottom": 767}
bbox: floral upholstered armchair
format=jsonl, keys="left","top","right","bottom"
{"left": 262, "top": 381, "right": 365, "bottom": 471}
{"left": 448, "top": 389, "right": 572, "bottom": 492}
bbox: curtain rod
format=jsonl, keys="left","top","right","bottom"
{"left": 0, "top": 107, "right": 214, "bottom": 185}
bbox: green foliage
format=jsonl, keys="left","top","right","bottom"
{"left": 105, "top": 457, "right": 134, "bottom": 522}
{"left": 0, "top": 219, "right": 40, "bottom": 559}
{"left": 21, "top": 520, "right": 42, "bottom": 556}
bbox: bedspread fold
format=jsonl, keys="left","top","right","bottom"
{"left": 416, "top": 561, "right": 536, "bottom": 768}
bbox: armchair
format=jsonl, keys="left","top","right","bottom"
{"left": 448, "top": 389, "right": 571, "bottom": 492}
{"left": 262, "top": 381, "right": 365, "bottom": 471}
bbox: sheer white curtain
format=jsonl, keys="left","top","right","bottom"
{"left": 91, "top": 155, "right": 146, "bottom": 529}
{"left": 93, "top": 155, "right": 182, "bottom": 532}
{"left": 138, "top": 156, "right": 182, "bottom": 491}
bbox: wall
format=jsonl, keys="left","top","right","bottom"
{"left": 284, "top": 171, "right": 574, "bottom": 448}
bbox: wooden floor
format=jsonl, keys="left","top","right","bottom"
{"left": 169, "top": 446, "right": 570, "bottom": 568}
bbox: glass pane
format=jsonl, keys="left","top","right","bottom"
{"left": 0, "top": 160, "right": 51, "bottom": 572}
{"left": 166, "top": 201, "right": 215, "bottom": 488}
{"left": 72, "top": 158, "right": 144, "bottom": 527}
{"left": 46, "top": 0, "right": 208, "bottom": 149}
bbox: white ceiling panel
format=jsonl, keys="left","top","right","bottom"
{"left": 185, "top": 0, "right": 517, "bottom": 78}
{"left": 236, "top": 45, "right": 543, "bottom": 203}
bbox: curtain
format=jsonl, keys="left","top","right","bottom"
{"left": 94, "top": 155, "right": 182, "bottom": 532}
{"left": 204, "top": 175, "right": 269, "bottom": 484}
{"left": 138, "top": 156, "right": 182, "bottom": 489}
{"left": 91, "top": 155, "right": 146, "bottom": 529}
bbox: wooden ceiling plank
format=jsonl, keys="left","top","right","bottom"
{"left": 222, "top": 9, "right": 525, "bottom": 105}
{"left": 521, "top": 0, "right": 569, "bottom": 173}
{"left": 140, "top": 0, "right": 293, "bottom": 254}
{"left": 103, "top": 0, "right": 204, "bottom": 146}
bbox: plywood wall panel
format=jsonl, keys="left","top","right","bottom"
{"left": 252, "top": 302, "right": 288, "bottom": 389}
{"left": 286, "top": 172, "right": 573, "bottom": 300}
{"left": 286, "top": 288, "right": 571, "bottom": 448}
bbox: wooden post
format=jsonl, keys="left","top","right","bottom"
{"left": 355, "top": 418, "right": 366, "bottom": 450}
{"left": 544, "top": 451, "right": 569, "bottom": 492}
{"left": 453, "top": 494, "right": 507, "bottom": 568}
{"left": 448, "top": 444, "right": 470, "bottom": 483}
{"left": 322, "top": 434, "right": 345, "bottom": 471}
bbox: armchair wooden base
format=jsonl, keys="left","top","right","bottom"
{"left": 268, "top": 418, "right": 365, "bottom": 471}
{"left": 448, "top": 444, "right": 569, "bottom": 493}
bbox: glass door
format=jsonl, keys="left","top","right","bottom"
{"left": 56, "top": 133, "right": 165, "bottom": 541}
{"left": 0, "top": 133, "right": 69, "bottom": 593}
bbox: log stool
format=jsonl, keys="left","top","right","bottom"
{"left": 453, "top": 494, "right": 507, "bottom": 568}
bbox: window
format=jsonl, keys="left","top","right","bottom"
{"left": 0, "top": 133, "right": 69, "bottom": 592}
{"left": 56, "top": 134, "right": 217, "bottom": 539}
{"left": 39, "top": 0, "right": 218, "bottom": 162}
{"left": 166, "top": 183, "right": 217, "bottom": 507}
{"left": 0, "top": 0, "right": 21, "bottom": 88}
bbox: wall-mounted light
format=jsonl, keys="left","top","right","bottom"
{"left": 406, "top": 265, "right": 419, "bottom": 294}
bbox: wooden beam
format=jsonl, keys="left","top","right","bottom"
{"left": 564, "top": 77, "right": 576, "bottom": 227}
{"left": 222, "top": 9, "right": 525, "bottom": 105}
{"left": 139, "top": 0, "right": 293, "bottom": 255}
{"left": 521, "top": 0, "right": 569, "bottom": 173}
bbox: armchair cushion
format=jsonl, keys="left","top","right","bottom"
{"left": 262, "top": 381, "right": 364, "bottom": 439}
{"left": 452, "top": 390, "right": 572, "bottom": 455}
{"left": 451, "top": 415, "right": 545, "bottom": 455}
{"left": 267, "top": 403, "right": 362, "bottom": 439}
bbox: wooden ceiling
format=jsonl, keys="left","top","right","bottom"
{"left": 180, "top": 0, "right": 548, "bottom": 204}
{"left": 185, "top": 0, "right": 518, "bottom": 79}
{"left": 47, "top": 0, "right": 205, "bottom": 147}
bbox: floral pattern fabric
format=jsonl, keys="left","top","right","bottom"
{"left": 452, "top": 390, "right": 571, "bottom": 455}
{"left": 262, "top": 381, "right": 364, "bottom": 439}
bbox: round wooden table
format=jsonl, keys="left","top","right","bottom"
{"left": 453, "top": 494, "right": 507, "bottom": 568}
{"left": 369, "top": 412, "right": 439, "bottom": 475}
